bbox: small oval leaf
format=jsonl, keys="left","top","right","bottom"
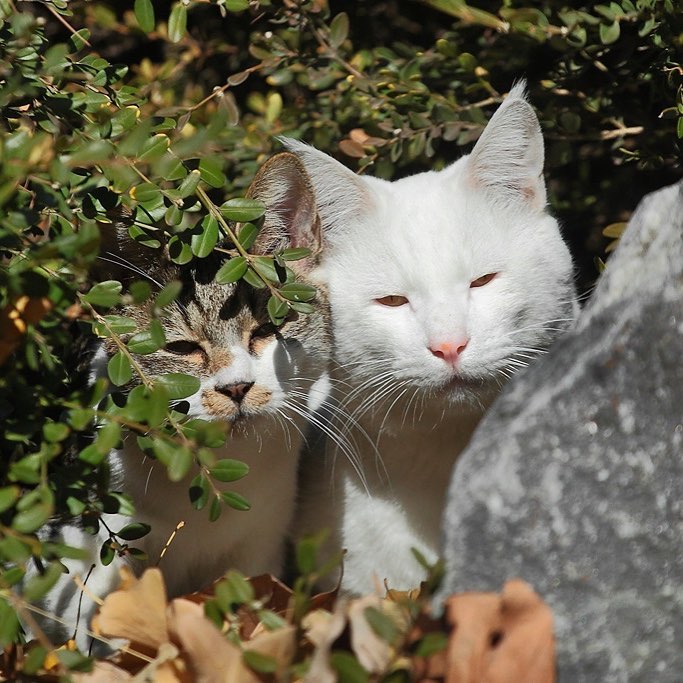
{"left": 215, "top": 256, "right": 248, "bottom": 284}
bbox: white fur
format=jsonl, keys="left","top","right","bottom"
{"left": 288, "top": 83, "right": 578, "bottom": 594}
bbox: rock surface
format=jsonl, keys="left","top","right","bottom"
{"left": 438, "top": 180, "right": 683, "bottom": 682}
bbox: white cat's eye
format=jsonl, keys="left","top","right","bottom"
{"left": 470, "top": 273, "right": 497, "bottom": 288}
{"left": 375, "top": 295, "right": 409, "bottom": 307}
{"left": 165, "top": 340, "right": 204, "bottom": 355}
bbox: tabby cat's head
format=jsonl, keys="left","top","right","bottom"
{"left": 96, "top": 154, "right": 330, "bottom": 425}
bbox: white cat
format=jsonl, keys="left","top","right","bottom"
{"left": 39, "top": 153, "right": 332, "bottom": 650}
{"left": 286, "top": 83, "right": 578, "bottom": 595}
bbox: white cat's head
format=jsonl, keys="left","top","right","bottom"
{"left": 97, "top": 153, "right": 330, "bottom": 427}
{"left": 284, "top": 83, "right": 577, "bottom": 405}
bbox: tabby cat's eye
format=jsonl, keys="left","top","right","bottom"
{"left": 470, "top": 273, "right": 497, "bottom": 288}
{"left": 165, "top": 340, "right": 204, "bottom": 355}
{"left": 375, "top": 295, "right": 409, "bottom": 307}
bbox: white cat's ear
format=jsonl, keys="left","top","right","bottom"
{"left": 465, "top": 82, "right": 546, "bottom": 210}
{"left": 280, "top": 137, "right": 375, "bottom": 239}
{"left": 246, "top": 152, "right": 321, "bottom": 266}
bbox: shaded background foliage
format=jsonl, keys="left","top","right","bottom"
{"left": 0, "top": 0, "right": 681, "bottom": 652}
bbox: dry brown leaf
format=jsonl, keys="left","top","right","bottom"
{"left": 244, "top": 625, "right": 296, "bottom": 678}
{"left": 348, "top": 595, "right": 392, "bottom": 673}
{"left": 166, "top": 598, "right": 248, "bottom": 683}
{"left": 92, "top": 568, "right": 170, "bottom": 651}
{"left": 445, "top": 579, "right": 555, "bottom": 683}
{"left": 339, "top": 138, "right": 365, "bottom": 158}
{"left": 303, "top": 602, "right": 348, "bottom": 683}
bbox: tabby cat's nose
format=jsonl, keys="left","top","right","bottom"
{"left": 217, "top": 382, "right": 254, "bottom": 403}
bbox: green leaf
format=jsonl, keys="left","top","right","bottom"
{"left": 219, "top": 569, "right": 254, "bottom": 605}
{"left": 168, "top": 234, "right": 194, "bottom": 264}
{"left": 210, "top": 459, "right": 249, "bottom": 483}
{"left": 226, "top": 0, "right": 249, "bottom": 10}
{"left": 199, "top": 157, "right": 226, "bottom": 188}
{"left": 209, "top": 496, "right": 222, "bottom": 522}
{"left": 155, "top": 373, "right": 200, "bottom": 399}
{"left": 155, "top": 280, "right": 183, "bottom": 309}
{"left": 192, "top": 215, "right": 219, "bottom": 257}
{"left": 0, "top": 598, "right": 21, "bottom": 648}
{"left": 215, "top": 256, "right": 248, "bottom": 284}
{"left": 237, "top": 222, "right": 260, "bottom": 250}
{"left": 599, "top": 20, "right": 620, "bottom": 44}
{"left": 220, "top": 491, "right": 251, "bottom": 511}
{"left": 138, "top": 134, "right": 170, "bottom": 163}
{"left": 257, "top": 609, "right": 288, "bottom": 631}
{"left": 21, "top": 645, "right": 47, "bottom": 675}
{"left": 95, "top": 421, "right": 122, "bottom": 454}
{"left": 134, "top": 0, "right": 155, "bottom": 32}
{"left": 98, "top": 315, "right": 137, "bottom": 335}
{"left": 12, "top": 502, "right": 52, "bottom": 534}
{"left": 56, "top": 649, "right": 93, "bottom": 672}
{"left": 0, "top": 486, "right": 20, "bottom": 514}
{"left": 363, "top": 606, "right": 400, "bottom": 644}
{"left": 189, "top": 473, "right": 210, "bottom": 510}
{"left": 168, "top": 2, "right": 188, "bottom": 43}
{"left": 329, "top": 12, "right": 350, "bottom": 49}
{"left": 267, "top": 296, "right": 289, "bottom": 325}
{"left": 330, "top": 652, "right": 369, "bottom": 683}
{"left": 83, "top": 280, "right": 122, "bottom": 307}
{"left": 252, "top": 256, "right": 280, "bottom": 283}
{"left": 100, "top": 541, "right": 116, "bottom": 566}
{"left": 219, "top": 198, "right": 266, "bottom": 222}
{"left": 280, "top": 247, "right": 311, "bottom": 261}
{"left": 127, "top": 328, "right": 163, "bottom": 354}
{"left": 23, "top": 562, "right": 64, "bottom": 602}
{"left": 43, "top": 422, "right": 70, "bottom": 443}
{"left": 149, "top": 318, "right": 166, "bottom": 347}
{"left": 279, "top": 282, "right": 317, "bottom": 302}
{"left": 414, "top": 632, "right": 448, "bottom": 657}
{"left": 677, "top": 116, "right": 683, "bottom": 139}
{"left": 68, "top": 28, "right": 91, "bottom": 52}
{"left": 243, "top": 650, "right": 277, "bottom": 674}
{"left": 289, "top": 301, "right": 315, "bottom": 315}
{"left": 241, "top": 267, "right": 266, "bottom": 289}
{"left": 296, "top": 535, "right": 317, "bottom": 575}
{"left": 117, "top": 522, "right": 151, "bottom": 541}
{"left": 108, "top": 351, "right": 132, "bottom": 386}
{"left": 178, "top": 169, "right": 201, "bottom": 198}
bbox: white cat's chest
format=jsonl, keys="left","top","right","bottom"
{"left": 296, "top": 392, "right": 485, "bottom": 594}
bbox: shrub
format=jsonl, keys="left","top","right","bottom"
{"left": 0, "top": 0, "right": 680, "bottom": 652}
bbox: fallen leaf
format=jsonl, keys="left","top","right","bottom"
{"left": 92, "top": 568, "right": 170, "bottom": 651}
{"left": 244, "top": 625, "right": 296, "bottom": 679}
{"left": 348, "top": 595, "right": 392, "bottom": 673}
{"left": 166, "top": 598, "right": 252, "bottom": 683}
{"left": 445, "top": 579, "right": 555, "bottom": 683}
{"left": 304, "top": 602, "right": 348, "bottom": 683}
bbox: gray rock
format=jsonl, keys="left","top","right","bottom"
{"left": 438, "top": 180, "right": 683, "bottom": 682}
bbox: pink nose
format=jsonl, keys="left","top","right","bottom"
{"left": 429, "top": 339, "right": 468, "bottom": 365}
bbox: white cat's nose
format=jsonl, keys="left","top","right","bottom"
{"left": 429, "top": 339, "right": 468, "bottom": 365}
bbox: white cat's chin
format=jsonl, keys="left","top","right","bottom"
{"left": 433, "top": 374, "right": 499, "bottom": 406}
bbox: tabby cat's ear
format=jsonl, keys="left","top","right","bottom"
{"left": 93, "top": 208, "right": 172, "bottom": 284}
{"left": 465, "top": 81, "right": 546, "bottom": 211}
{"left": 246, "top": 152, "right": 321, "bottom": 270}
{"left": 280, "top": 138, "right": 375, "bottom": 242}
